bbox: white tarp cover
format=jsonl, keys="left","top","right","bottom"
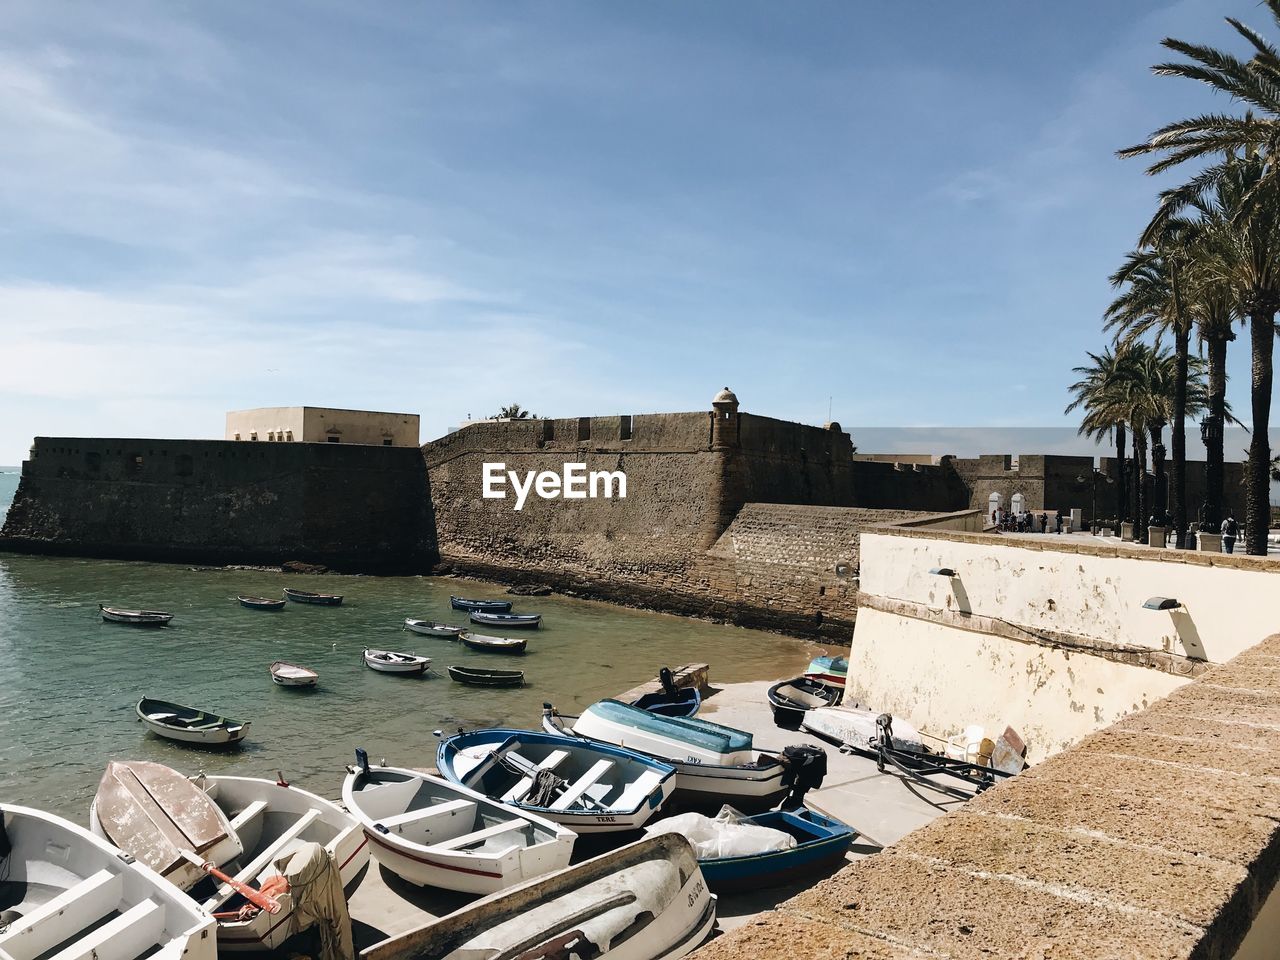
{"left": 645, "top": 805, "right": 795, "bottom": 859}
{"left": 281, "top": 841, "right": 354, "bottom": 960}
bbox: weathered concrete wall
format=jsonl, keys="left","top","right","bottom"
{"left": 694, "top": 631, "right": 1280, "bottom": 960}
{"left": 0, "top": 438, "right": 436, "bottom": 572}
{"left": 850, "top": 525, "right": 1280, "bottom": 760}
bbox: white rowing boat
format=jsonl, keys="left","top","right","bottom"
{"left": 100, "top": 604, "right": 173, "bottom": 626}
{"left": 136, "top": 697, "right": 250, "bottom": 746}
{"left": 0, "top": 802, "right": 216, "bottom": 960}
{"left": 362, "top": 833, "right": 715, "bottom": 960}
{"left": 363, "top": 648, "right": 430, "bottom": 674}
{"left": 404, "top": 619, "right": 464, "bottom": 637}
{"left": 269, "top": 660, "right": 318, "bottom": 687}
{"left": 342, "top": 753, "right": 575, "bottom": 895}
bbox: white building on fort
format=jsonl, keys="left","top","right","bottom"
{"left": 224, "top": 406, "right": 420, "bottom": 447}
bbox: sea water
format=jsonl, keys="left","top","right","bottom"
{"left": 0, "top": 531, "right": 815, "bottom": 821}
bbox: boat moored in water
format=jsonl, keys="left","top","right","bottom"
{"left": 342, "top": 751, "right": 575, "bottom": 895}
{"left": 237, "top": 595, "right": 286, "bottom": 611}
{"left": 361, "top": 833, "right": 715, "bottom": 960}
{"left": 448, "top": 665, "right": 525, "bottom": 686}
{"left": 0, "top": 801, "right": 217, "bottom": 960}
{"left": 768, "top": 675, "right": 842, "bottom": 728}
{"left": 403, "top": 618, "right": 464, "bottom": 637}
{"left": 269, "top": 660, "right": 319, "bottom": 687}
{"left": 436, "top": 728, "right": 675, "bottom": 833}
{"left": 364, "top": 649, "right": 431, "bottom": 675}
{"left": 544, "top": 699, "right": 792, "bottom": 811}
{"left": 100, "top": 604, "right": 173, "bottom": 626}
{"left": 136, "top": 697, "right": 250, "bottom": 746}
{"left": 450, "top": 596, "right": 513, "bottom": 613}
{"left": 460, "top": 631, "right": 528, "bottom": 654}
{"left": 468, "top": 610, "right": 541, "bottom": 629}
{"left": 283, "top": 587, "right": 343, "bottom": 606}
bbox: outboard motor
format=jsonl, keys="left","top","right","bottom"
{"left": 354, "top": 747, "right": 371, "bottom": 776}
{"left": 659, "top": 666, "right": 678, "bottom": 696}
{"left": 779, "top": 743, "right": 828, "bottom": 810}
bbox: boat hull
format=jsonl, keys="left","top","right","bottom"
{"left": 768, "top": 676, "right": 841, "bottom": 728}
{"left": 100, "top": 606, "right": 173, "bottom": 626}
{"left": 404, "top": 619, "right": 463, "bottom": 637}
{"left": 343, "top": 764, "right": 575, "bottom": 895}
{"left": 136, "top": 698, "right": 250, "bottom": 746}
{"left": 468, "top": 611, "right": 541, "bottom": 629}
{"left": 283, "top": 589, "right": 343, "bottom": 606}
{"left": 447, "top": 666, "right": 524, "bottom": 685}
{"left": 270, "top": 663, "right": 319, "bottom": 687}
{"left": 631, "top": 686, "right": 702, "bottom": 718}
{"left": 238, "top": 596, "right": 286, "bottom": 611}
{"left": 696, "top": 809, "right": 856, "bottom": 894}
{"left": 364, "top": 649, "right": 430, "bottom": 674}
{"left": 460, "top": 631, "right": 528, "bottom": 654}
{"left": 801, "top": 705, "right": 924, "bottom": 754}
{"left": 450, "top": 596, "right": 513, "bottom": 613}
{"left": 361, "top": 833, "right": 715, "bottom": 960}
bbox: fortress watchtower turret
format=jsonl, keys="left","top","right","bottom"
{"left": 710, "top": 386, "right": 740, "bottom": 450}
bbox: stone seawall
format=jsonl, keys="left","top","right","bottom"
{"left": 0, "top": 438, "right": 437, "bottom": 572}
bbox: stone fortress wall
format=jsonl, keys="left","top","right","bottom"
{"left": 0, "top": 437, "right": 436, "bottom": 572}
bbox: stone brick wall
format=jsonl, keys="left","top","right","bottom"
{"left": 0, "top": 438, "right": 436, "bottom": 572}
{"left": 694, "top": 631, "right": 1280, "bottom": 960}
{"left": 848, "top": 458, "right": 969, "bottom": 511}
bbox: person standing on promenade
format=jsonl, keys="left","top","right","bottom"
{"left": 1222, "top": 513, "right": 1239, "bottom": 554}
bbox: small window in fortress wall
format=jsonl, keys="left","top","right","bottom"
{"left": 620, "top": 415, "right": 633, "bottom": 441}
{"left": 328, "top": 436, "right": 340, "bottom": 443}
{"left": 577, "top": 417, "right": 591, "bottom": 442}
{"left": 383, "top": 438, "right": 392, "bottom": 446}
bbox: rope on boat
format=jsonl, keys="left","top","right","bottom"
{"left": 524, "top": 769, "right": 566, "bottom": 808}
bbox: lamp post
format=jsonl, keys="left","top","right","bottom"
{"left": 1076, "top": 469, "right": 1115, "bottom": 531}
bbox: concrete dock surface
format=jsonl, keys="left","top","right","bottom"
{"left": 338, "top": 676, "right": 964, "bottom": 948}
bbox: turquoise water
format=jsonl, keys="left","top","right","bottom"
{"left": 0, "top": 550, "right": 813, "bottom": 822}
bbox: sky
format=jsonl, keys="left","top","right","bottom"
{"left": 1, "top": 0, "right": 1277, "bottom": 463}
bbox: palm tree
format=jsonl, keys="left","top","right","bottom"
{"left": 1118, "top": 5, "right": 1280, "bottom": 553}
{"left": 492, "top": 403, "right": 538, "bottom": 420}
{"left": 1066, "top": 346, "right": 1132, "bottom": 523}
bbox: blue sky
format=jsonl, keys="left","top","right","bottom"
{"left": 1, "top": 0, "right": 1275, "bottom": 462}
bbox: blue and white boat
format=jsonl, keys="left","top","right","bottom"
{"left": 469, "top": 610, "right": 541, "bottom": 629}
{"left": 628, "top": 667, "right": 702, "bottom": 718}
{"left": 805, "top": 654, "right": 848, "bottom": 690}
{"left": 450, "top": 596, "right": 513, "bottom": 613}
{"left": 436, "top": 728, "right": 675, "bottom": 833}
{"left": 650, "top": 807, "right": 856, "bottom": 894}
{"left": 543, "top": 700, "right": 791, "bottom": 811}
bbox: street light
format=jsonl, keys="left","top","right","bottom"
{"left": 1076, "top": 469, "right": 1115, "bottom": 531}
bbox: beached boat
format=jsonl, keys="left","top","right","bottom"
{"left": 460, "top": 631, "right": 528, "bottom": 654}
{"left": 283, "top": 587, "right": 343, "bottom": 606}
{"left": 269, "top": 660, "right": 318, "bottom": 687}
{"left": 767, "top": 675, "right": 842, "bottom": 728}
{"left": 804, "top": 653, "right": 848, "bottom": 689}
{"left": 436, "top": 728, "right": 675, "bottom": 833}
{"left": 136, "top": 697, "right": 250, "bottom": 746}
{"left": 544, "top": 700, "right": 790, "bottom": 811}
{"left": 468, "top": 610, "right": 541, "bottom": 629}
{"left": 100, "top": 604, "right": 173, "bottom": 626}
{"left": 404, "top": 618, "right": 464, "bottom": 638}
{"left": 629, "top": 666, "right": 702, "bottom": 718}
{"left": 342, "top": 752, "right": 575, "bottom": 895}
{"left": 91, "top": 762, "right": 370, "bottom": 953}
{"left": 447, "top": 665, "right": 524, "bottom": 686}
{"left": 362, "top": 833, "right": 715, "bottom": 960}
{"left": 238, "top": 595, "right": 286, "bottom": 611}
{"left": 0, "top": 802, "right": 217, "bottom": 960}
{"left": 647, "top": 806, "right": 856, "bottom": 894}
{"left": 450, "top": 596, "right": 513, "bottom": 613}
{"left": 801, "top": 704, "right": 924, "bottom": 754}
{"left": 364, "top": 649, "right": 431, "bottom": 675}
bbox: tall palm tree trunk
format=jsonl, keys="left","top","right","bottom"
{"left": 1116, "top": 423, "right": 1128, "bottom": 522}
{"left": 1134, "top": 432, "right": 1149, "bottom": 541}
{"left": 1203, "top": 335, "right": 1228, "bottom": 534}
{"left": 1170, "top": 327, "right": 1189, "bottom": 547}
{"left": 1149, "top": 424, "right": 1166, "bottom": 524}
{"left": 1246, "top": 308, "right": 1275, "bottom": 555}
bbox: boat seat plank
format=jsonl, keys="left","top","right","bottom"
{"left": 501, "top": 750, "right": 569, "bottom": 802}
{"left": 202, "top": 808, "right": 321, "bottom": 910}
{"left": 46, "top": 898, "right": 164, "bottom": 960}
{"left": 431, "top": 819, "right": 527, "bottom": 850}
{"left": 0, "top": 869, "right": 121, "bottom": 958}
{"left": 614, "top": 770, "right": 665, "bottom": 811}
{"left": 228, "top": 799, "right": 269, "bottom": 833}
{"left": 550, "top": 759, "right": 614, "bottom": 810}
{"left": 378, "top": 798, "right": 474, "bottom": 830}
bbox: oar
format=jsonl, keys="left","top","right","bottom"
{"left": 180, "top": 850, "right": 281, "bottom": 915}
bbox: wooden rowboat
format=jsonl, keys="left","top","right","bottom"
{"left": 269, "top": 660, "right": 318, "bottom": 687}
{"left": 100, "top": 603, "right": 173, "bottom": 626}
{"left": 449, "top": 596, "right": 513, "bottom": 613}
{"left": 447, "top": 665, "right": 524, "bottom": 686}
{"left": 283, "top": 587, "right": 343, "bottom": 605}
{"left": 459, "top": 631, "right": 527, "bottom": 654}
{"left": 0, "top": 802, "right": 217, "bottom": 960}
{"left": 404, "top": 618, "right": 464, "bottom": 637}
{"left": 468, "top": 610, "right": 541, "bottom": 629}
{"left": 364, "top": 648, "right": 431, "bottom": 675}
{"left": 136, "top": 697, "right": 250, "bottom": 747}
{"left": 362, "top": 833, "right": 715, "bottom": 960}
{"left": 767, "top": 675, "right": 842, "bottom": 728}
{"left": 238, "top": 595, "right": 286, "bottom": 611}
{"left": 342, "top": 751, "right": 575, "bottom": 895}
{"left": 630, "top": 666, "right": 702, "bottom": 718}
